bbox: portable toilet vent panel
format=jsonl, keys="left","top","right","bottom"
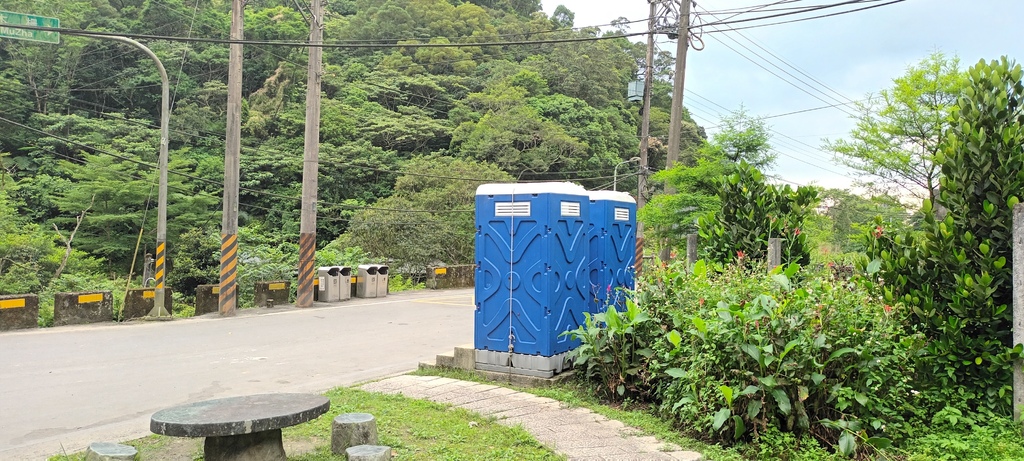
{"left": 475, "top": 182, "right": 590, "bottom": 362}
{"left": 587, "top": 191, "right": 637, "bottom": 314}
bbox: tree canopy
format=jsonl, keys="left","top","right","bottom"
{"left": 0, "top": 0, "right": 695, "bottom": 294}
{"left": 825, "top": 52, "right": 966, "bottom": 203}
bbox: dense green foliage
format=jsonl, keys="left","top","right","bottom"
{"left": 825, "top": 52, "right": 965, "bottom": 203}
{"left": 570, "top": 260, "right": 1024, "bottom": 459}
{"left": 640, "top": 110, "right": 761, "bottom": 249}
{"left": 698, "top": 162, "right": 818, "bottom": 267}
{"left": 864, "top": 57, "right": 1024, "bottom": 414}
{"left": 0, "top": 0, "right": 694, "bottom": 305}
{"left": 570, "top": 263, "right": 922, "bottom": 456}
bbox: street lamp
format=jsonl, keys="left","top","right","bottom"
{"left": 614, "top": 157, "right": 641, "bottom": 191}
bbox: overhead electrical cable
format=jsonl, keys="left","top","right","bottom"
{"left": 702, "top": 0, "right": 907, "bottom": 33}
{"left": 697, "top": 4, "right": 858, "bottom": 107}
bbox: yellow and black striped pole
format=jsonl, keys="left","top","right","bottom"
{"left": 148, "top": 239, "right": 170, "bottom": 316}
{"left": 296, "top": 233, "right": 316, "bottom": 307}
{"left": 635, "top": 236, "right": 645, "bottom": 277}
{"left": 219, "top": 233, "right": 238, "bottom": 315}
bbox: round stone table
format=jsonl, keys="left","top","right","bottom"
{"left": 151, "top": 393, "right": 330, "bottom": 461}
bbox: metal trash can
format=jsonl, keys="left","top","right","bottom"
{"left": 338, "top": 266, "right": 352, "bottom": 301}
{"left": 356, "top": 264, "right": 379, "bottom": 298}
{"left": 376, "top": 265, "right": 389, "bottom": 297}
{"left": 318, "top": 266, "right": 342, "bottom": 302}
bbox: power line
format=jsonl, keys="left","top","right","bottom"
{"left": 2, "top": 23, "right": 648, "bottom": 48}
{"left": 0, "top": 0, "right": 905, "bottom": 50}
{"left": 697, "top": 31, "right": 857, "bottom": 118}
{"left": 697, "top": 4, "right": 857, "bottom": 107}
{"left": 1, "top": 84, "right": 636, "bottom": 186}
{"left": 0, "top": 114, "right": 478, "bottom": 214}
{"left": 702, "top": 0, "right": 907, "bottom": 33}
{"left": 701, "top": 0, "right": 891, "bottom": 28}
{"left": 682, "top": 93, "right": 858, "bottom": 180}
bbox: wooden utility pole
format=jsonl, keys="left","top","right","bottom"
{"left": 636, "top": 0, "right": 657, "bottom": 276}
{"left": 296, "top": 0, "right": 323, "bottom": 308}
{"left": 660, "top": 0, "right": 691, "bottom": 263}
{"left": 1013, "top": 203, "right": 1024, "bottom": 423}
{"left": 219, "top": 0, "right": 244, "bottom": 316}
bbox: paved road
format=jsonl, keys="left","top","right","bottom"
{"left": 0, "top": 289, "right": 475, "bottom": 460}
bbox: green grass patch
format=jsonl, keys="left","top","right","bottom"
{"left": 50, "top": 386, "right": 559, "bottom": 461}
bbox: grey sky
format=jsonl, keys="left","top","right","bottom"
{"left": 542, "top": 0, "right": 1024, "bottom": 193}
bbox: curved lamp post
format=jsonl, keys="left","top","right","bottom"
{"left": 613, "top": 157, "right": 641, "bottom": 191}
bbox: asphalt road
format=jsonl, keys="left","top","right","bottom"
{"left": 0, "top": 288, "right": 475, "bottom": 460}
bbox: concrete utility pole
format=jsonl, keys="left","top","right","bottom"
{"left": 219, "top": 0, "right": 244, "bottom": 315}
{"left": 296, "top": 0, "right": 323, "bottom": 308}
{"left": 1013, "top": 203, "right": 1024, "bottom": 423}
{"left": 660, "top": 0, "right": 691, "bottom": 263}
{"left": 636, "top": 0, "right": 658, "bottom": 276}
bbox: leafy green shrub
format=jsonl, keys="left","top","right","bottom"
{"left": 751, "top": 426, "right": 841, "bottom": 461}
{"left": 565, "top": 299, "right": 661, "bottom": 401}
{"left": 698, "top": 162, "right": 818, "bottom": 267}
{"left": 387, "top": 274, "right": 424, "bottom": 292}
{"left": 166, "top": 227, "right": 220, "bottom": 300}
{"left": 644, "top": 262, "right": 920, "bottom": 455}
{"left": 903, "top": 414, "right": 1024, "bottom": 461}
{"left": 172, "top": 291, "right": 195, "bottom": 318}
{"left": 863, "top": 57, "right": 1024, "bottom": 414}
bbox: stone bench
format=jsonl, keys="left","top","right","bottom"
{"left": 150, "top": 393, "right": 329, "bottom": 461}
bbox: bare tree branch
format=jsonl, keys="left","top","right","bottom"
{"left": 53, "top": 195, "right": 95, "bottom": 280}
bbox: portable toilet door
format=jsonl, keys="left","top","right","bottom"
{"left": 474, "top": 182, "right": 590, "bottom": 357}
{"left": 588, "top": 191, "right": 637, "bottom": 313}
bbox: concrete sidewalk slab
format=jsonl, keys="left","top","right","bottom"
{"left": 360, "top": 375, "right": 703, "bottom": 461}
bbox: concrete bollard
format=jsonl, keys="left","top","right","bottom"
{"left": 331, "top": 413, "right": 378, "bottom": 454}
{"left": 54, "top": 291, "right": 113, "bottom": 326}
{"left": 122, "top": 288, "right": 173, "bottom": 320}
{"left": 195, "top": 284, "right": 220, "bottom": 315}
{"left": 345, "top": 445, "right": 390, "bottom": 461}
{"left": 768, "top": 238, "right": 782, "bottom": 271}
{"left": 0, "top": 294, "right": 39, "bottom": 331}
{"left": 254, "top": 281, "right": 290, "bottom": 309}
{"left": 84, "top": 442, "right": 138, "bottom": 461}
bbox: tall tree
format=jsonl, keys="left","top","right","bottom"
{"left": 702, "top": 108, "right": 774, "bottom": 170}
{"left": 338, "top": 156, "right": 512, "bottom": 271}
{"left": 825, "top": 52, "right": 966, "bottom": 203}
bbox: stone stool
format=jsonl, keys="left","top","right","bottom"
{"left": 84, "top": 442, "right": 138, "bottom": 461}
{"left": 331, "top": 413, "right": 379, "bottom": 454}
{"left": 346, "top": 445, "right": 391, "bottom": 461}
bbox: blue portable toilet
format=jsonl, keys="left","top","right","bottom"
{"left": 474, "top": 182, "right": 590, "bottom": 376}
{"left": 587, "top": 191, "right": 637, "bottom": 314}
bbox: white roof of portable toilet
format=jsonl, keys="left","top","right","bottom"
{"left": 476, "top": 182, "right": 588, "bottom": 196}
{"left": 588, "top": 190, "right": 636, "bottom": 204}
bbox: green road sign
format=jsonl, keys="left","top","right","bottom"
{"left": 0, "top": 11, "right": 59, "bottom": 44}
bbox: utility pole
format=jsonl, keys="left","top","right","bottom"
{"left": 660, "top": 0, "right": 691, "bottom": 263}
{"left": 636, "top": 0, "right": 658, "bottom": 276}
{"left": 87, "top": 35, "right": 170, "bottom": 317}
{"left": 296, "top": 0, "right": 323, "bottom": 308}
{"left": 219, "top": 0, "right": 243, "bottom": 316}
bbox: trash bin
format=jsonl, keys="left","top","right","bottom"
{"left": 376, "top": 265, "right": 389, "bottom": 297}
{"left": 356, "top": 264, "right": 379, "bottom": 298}
{"left": 338, "top": 266, "right": 352, "bottom": 301}
{"left": 318, "top": 266, "right": 342, "bottom": 302}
